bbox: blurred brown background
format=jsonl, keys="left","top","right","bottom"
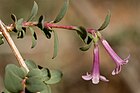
{"left": 0, "top": 0, "right": 140, "bottom": 93}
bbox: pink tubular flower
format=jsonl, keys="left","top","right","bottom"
{"left": 101, "top": 39, "right": 130, "bottom": 75}
{"left": 82, "top": 44, "right": 109, "bottom": 84}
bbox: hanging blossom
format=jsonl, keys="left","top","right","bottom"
{"left": 82, "top": 31, "right": 130, "bottom": 84}
{"left": 99, "top": 37, "right": 130, "bottom": 75}
{"left": 82, "top": 43, "right": 109, "bottom": 84}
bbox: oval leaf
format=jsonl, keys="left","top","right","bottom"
{"left": 45, "top": 70, "right": 62, "bottom": 84}
{"left": 4, "top": 64, "right": 25, "bottom": 92}
{"left": 53, "top": 0, "right": 69, "bottom": 23}
{"left": 27, "top": 69, "right": 44, "bottom": 82}
{"left": 41, "top": 68, "right": 51, "bottom": 81}
{"left": 25, "top": 60, "right": 38, "bottom": 70}
{"left": 27, "top": 1, "right": 38, "bottom": 21}
{"left": 98, "top": 10, "right": 111, "bottom": 31}
{"left": 5, "top": 64, "right": 26, "bottom": 78}
{"left": 29, "top": 27, "right": 37, "bottom": 48}
{"left": 26, "top": 77, "right": 46, "bottom": 92}
{"left": 52, "top": 30, "right": 59, "bottom": 59}
{"left": 4, "top": 72, "right": 23, "bottom": 93}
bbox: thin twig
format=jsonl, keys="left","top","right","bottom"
{"left": 0, "top": 20, "right": 29, "bottom": 72}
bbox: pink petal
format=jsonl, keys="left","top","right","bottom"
{"left": 112, "top": 65, "right": 122, "bottom": 75}
{"left": 100, "top": 75, "right": 109, "bottom": 82}
{"left": 82, "top": 73, "right": 92, "bottom": 80}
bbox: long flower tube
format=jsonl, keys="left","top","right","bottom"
{"left": 82, "top": 43, "right": 109, "bottom": 84}
{"left": 98, "top": 32, "right": 130, "bottom": 75}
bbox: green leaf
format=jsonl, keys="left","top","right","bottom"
{"left": 0, "top": 33, "right": 4, "bottom": 45}
{"left": 4, "top": 72, "right": 22, "bottom": 93}
{"left": 37, "top": 15, "right": 45, "bottom": 30}
{"left": 11, "top": 14, "right": 17, "bottom": 22}
{"left": 42, "top": 28, "right": 52, "bottom": 39}
{"left": 37, "top": 16, "right": 52, "bottom": 39}
{"left": 45, "top": 70, "right": 62, "bottom": 84}
{"left": 98, "top": 10, "right": 111, "bottom": 31}
{"left": 79, "top": 33, "right": 93, "bottom": 51}
{"left": 25, "top": 60, "right": 38, "bottom": 70}
{"left": 20, "top": 67, "right": 28, "bottom": 76}
{"left": 26, "top": 76, "right": 46, "bottom": 92}
{"left": 27, "top": 1, "right": 38, "bottom": 21}
{"left": 15, "top": 18, "right": 23, "bottom": 31}
{"left": 52, "top": 30, "right": 59, "bottom": 59}
{"left": 27, "top": 68, "right": 51, "bottom": 82}
{"left": 41, "top": 68, "right": 51, "bottom": 81}
{"left": 5, "top": 64, "right": 26, "bottom": 78}
{"left": 53, "top": 0, "right": 69, "bottom": 23}
{"left": 85, "top": 33, "right": 93, "bottom": 44}
{"left": 76, "top": 26, "right": 88, "bottom": 43}
{"left": 4, "top": 64, "right": 26, "bottom": 92}
{"left": 29, "top": 27, "right": 37, "bottom": 48}
{"left": 80, "top": 41, "right": 92, "bottom": 51}
{"left": 40, "top": 85, "right": 51, "bottom": 93}
{"left": 15, "top": 18, "right": 26, "bottom": 38}
{"left": 25, "top": 68, "right": 50, "bottom": 92}
{"left": 17, "top": 29, "right": 26, "bottom": 38}
{"left": 27, "top": 69, "right": 43, "bottom": 78}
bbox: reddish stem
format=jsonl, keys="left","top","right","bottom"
{"left": 22, "top": 21, "right": 96, "bottom": 34}
{"left": 44, "top": 22, "right": 77, "bottom": 30}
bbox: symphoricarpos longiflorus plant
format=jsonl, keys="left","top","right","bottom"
{"left": 0, "top": 0, "right": 130, "bottom": 92}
